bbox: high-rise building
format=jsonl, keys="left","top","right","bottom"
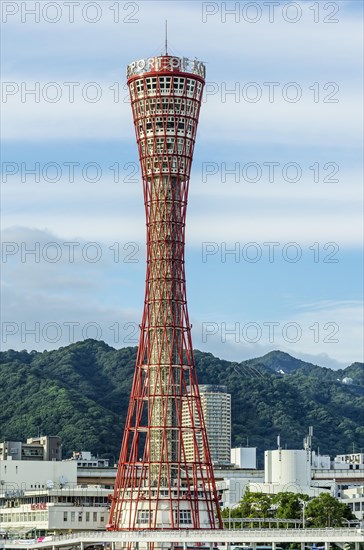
{"left": 107, "top": 51, "right": 222, "bottom": 532}
{"left": 183, "top": 385, "right": 231, "bottom": 466}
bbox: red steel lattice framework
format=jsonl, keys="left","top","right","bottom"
{"left": 107, "top": 53, "right": 222, "bottom": 532}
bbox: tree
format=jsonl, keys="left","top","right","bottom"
{"left": 220, "top": 491, "right": 275, "bottom": 529}
{"left": 235, "top": 491, "right": 273, "bottom": 519}
{"left": 1, "top": 342, "right": 363, "bottom": 459}
{"left": 272, "top": 492, "right": 309, "bottom": 521}
{"left": 306, "top": 493, "right": 355, "bottom": 527}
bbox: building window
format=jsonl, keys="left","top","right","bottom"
{"left": 178, "top": 510, "right": 192, "bottom": 525}
{"left": 186, "top": 79, "right": 196, "bottom": 94}
{"left": 63, "top": 512, "right": 68, "bottom": 522}
{"left": 158, "top": 76, "right": 171, "bottom": 92}
{"left": 173, "top": 77, "right": 185, "bottom": 93}
{"left": 146, "top": 77, "right": 157, "bottom": 93}
{"left": 71, "top": 512, "right": 75, "bottom": 522}
{"left": 137, "top": 510, "right": 152, "bottom": 524}
{"left": 93, "top": 512, "right": 97, "bottom": 522}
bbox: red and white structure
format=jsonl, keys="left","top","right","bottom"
{"left": 107, "top": 53, "right": 222, "bottom": 532}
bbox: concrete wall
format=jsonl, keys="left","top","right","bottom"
{"left": 0, "top": 461, "right": 77, "bottom": 492}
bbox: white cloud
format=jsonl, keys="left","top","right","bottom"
{"left": 2, "top": 2, "right": 362, "bottom": 69}
{"left": 2, "top": 2, "right": 362, "bottom": 145}
{"left": 192, "top": 300, "right": 364, "bottom": 367}
{"left": 2, "top": 80, "right": 362, "bottom": 147}
{"left": 1, "top": 83, "right": 133, "bottom": 140}
{"left": 1, "top": 227, "right": 363, "bottom": 367}
{"left": 1, "top": 227, "right": 142, "bottom": 351}
{"left": 1, "top": 159, "right": 362, "bottom": 245}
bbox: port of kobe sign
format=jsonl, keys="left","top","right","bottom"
{"left": 127, "top": 56, "right": 206, "bottom": 79}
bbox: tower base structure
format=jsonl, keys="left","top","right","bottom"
{"left": 114, "top": 486, "right": 216, "bottom": 530}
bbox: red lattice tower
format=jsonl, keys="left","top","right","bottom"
{"left": 107, "top": 53, "right": 222, "bottom": 531}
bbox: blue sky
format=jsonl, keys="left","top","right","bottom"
{"left": 1, "top": 0, "right": 363, "bottom": 368}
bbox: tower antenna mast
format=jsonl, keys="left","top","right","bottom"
{"left": 165, "top": 20, "right": 168, "bottom": 55}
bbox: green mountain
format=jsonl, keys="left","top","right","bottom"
{"left": 245, "top": 350, "right": 319, "bottom": 374}
{"left": 1, "top": 340, "right": 363, "bottom": 465}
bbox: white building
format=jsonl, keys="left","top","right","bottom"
{"left": 231, "top": 447, "right": 257, "bottom": 469}
{"left": 334, "top": 453, "right": 364, "bottom": 471}
{"left": 0, "top": 486, "right": 110, "bottom": 537}
{"left": 0, "top": 460, "right": 109, "bottom": 537}
{"left": 216, "top": 475, "right": 264, "bottom": 509}
{"left": 247, "top": 449, "right": 328, "bottom": 497}
{"left": 68, "top": 451, "right": 110, "bottom": 468}
{"left": 265, "top": 449, "right": 311, "bottom": 487}
{"left": 264, "top": 449, "right": 311, "bottom": 493}
{"left": 311, "top": 450, "right": 331, "bottom": 470}
{"left": 340, "top": 486, "right": 364, "bottom": 520}
{"left": 212, "top": 463, "right": 264, "bottom": 509}
{"left": 0, "top": 460, "right": 77, "bottom": 490}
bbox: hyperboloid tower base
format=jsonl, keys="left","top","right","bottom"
{"left": 108, "top": 53, "right": 222, "bottom": 534}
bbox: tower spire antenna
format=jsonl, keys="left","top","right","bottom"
{"left": 165, "top": 19, "right": 168, "bottom": 55}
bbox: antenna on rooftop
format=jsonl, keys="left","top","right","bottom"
{"left": 304, "top": 425, "right": 313, "bottom": 451}
{"left": 165, "top": 20, "right": 168, "bottom": 55}
{"left": 277, "top": 434, "right": 282, "bottom": 461}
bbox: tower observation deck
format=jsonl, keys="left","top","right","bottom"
{"left": 107, "top": 53, "right": 222, "bottom": 532}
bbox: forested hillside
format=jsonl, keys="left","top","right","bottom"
{"left": 1, "top": 340, "right": 363, "bottom": 465}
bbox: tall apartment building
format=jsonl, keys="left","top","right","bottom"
{"left": 183, "top": 385, "right": 231, "bottom": 466}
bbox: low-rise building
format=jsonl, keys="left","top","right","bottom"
{"left": 246, "top": 449, "right": 326, "bottom": 497}
{"left": 311, "top": 451, "right": 331, "bottom": 470}
{"left": 0, "top": 460, "right": 109, "bottom": 537}
{"left": 0, "top": 460, "right": 77, "bottom": 490}
{"left": 340, "top": 485, "right": 364, "bottom": 520}
{"left": 334, "top": 453, "right": 364, "bottom": 471}
{"left": 0, "top": 486, "right": 110, "bottom": 537}
{"left": 311, "top": 452, "right": 364, "bottom": 498}
{"left": 68, "top": 451, "right": 109, "bottom": 469}
{"left": 231, "top": 447, "right": 257, "bottom": 469}
{"left": 0, "top": 437, "right": 61, "bottom": 462}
